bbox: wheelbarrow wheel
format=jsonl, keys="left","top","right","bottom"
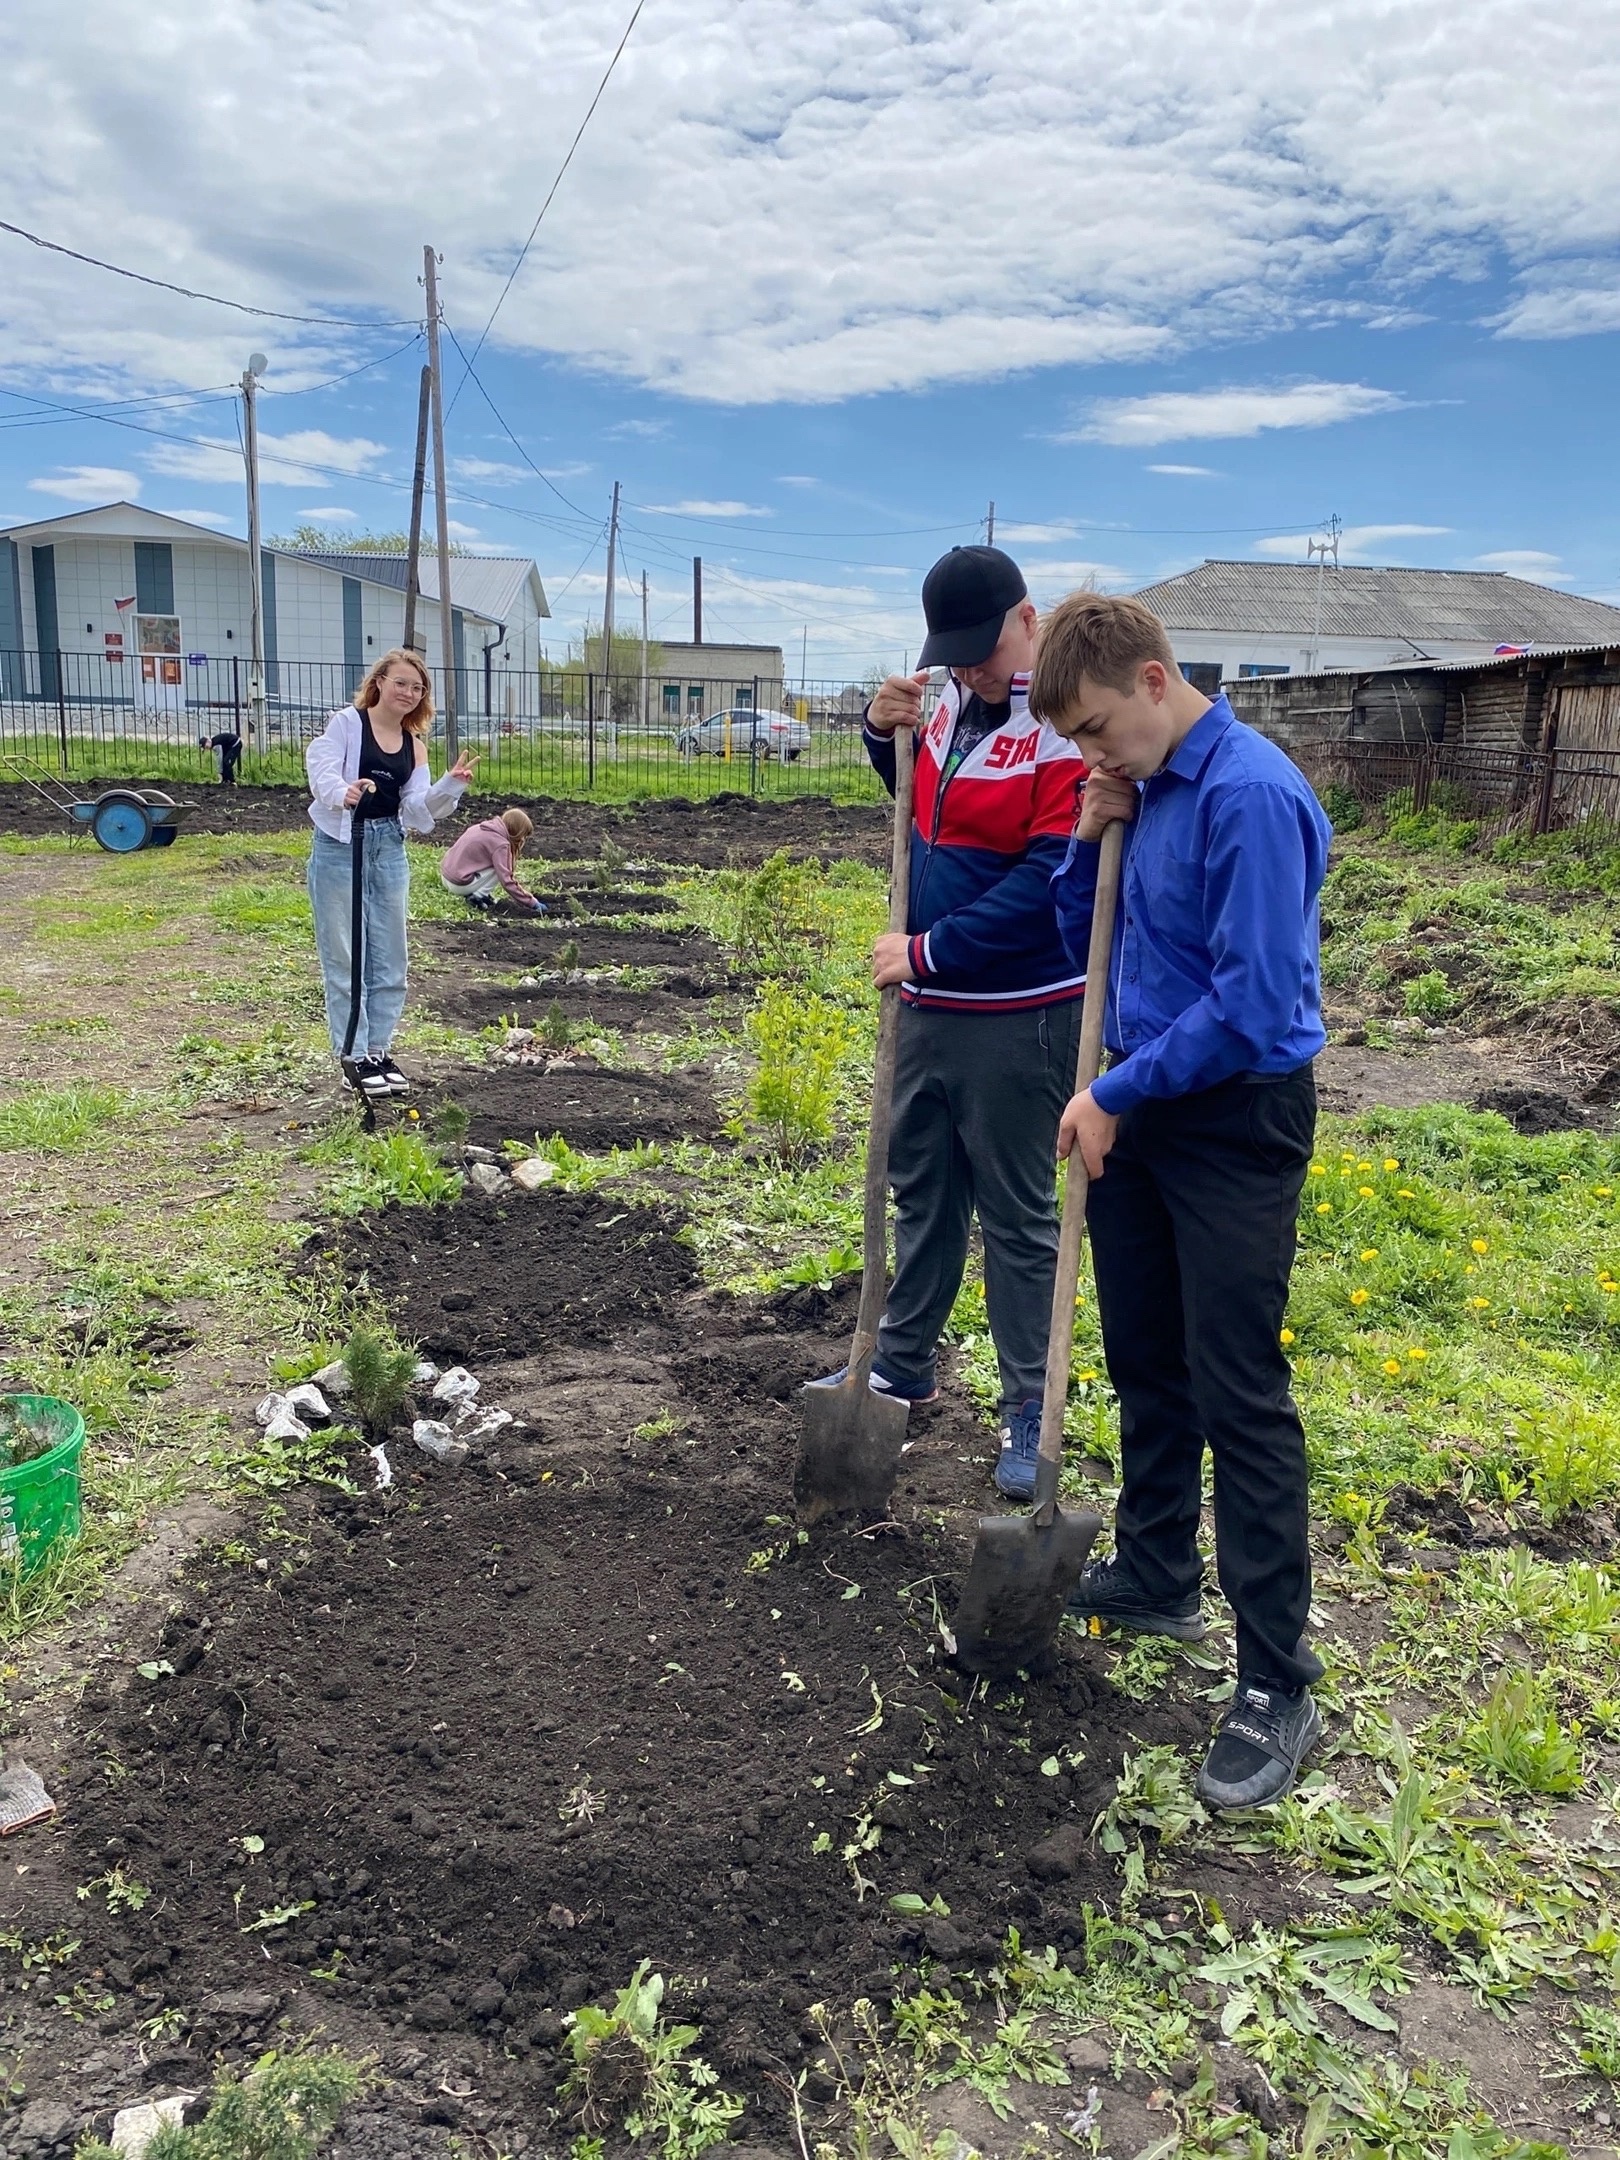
{"left": 91, "top": 793, "right": 153, "bottom": 853}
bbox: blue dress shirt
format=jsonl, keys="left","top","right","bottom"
{"left": 1050, "top": 696, "right": 1331, "bottom": 1115}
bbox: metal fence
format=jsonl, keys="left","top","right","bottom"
{"left": 1291, "top": 736, "right": 1620, "bottom": 847}
{"left": 0, "top": 649, "right": 886, "bottom": 805}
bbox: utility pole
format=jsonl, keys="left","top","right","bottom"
{"left": 986, "top": 500, "right": 995, "bottom": 546}
{"left": 1305, "top": 513, "right": 1341, "bottom": 676}
{"left": 403, "top": 364, "right": 432, "bottom": 653}
{"left": 800, "top": 623, "right": 808, "bottom": 705}
{"left": 240, "top": 353, "right": 267, "bottom": 741}
{"left": 422, "top": 245, "right": 458, "bottom": 757}
{"left": 693, "top": 556, "right": 703, "bottom": 645}
{"left": 640, "top": 568, "right": 649, "bottom": 729}
{"left": 601, "top": 480, "right": 621, "bottom": 700}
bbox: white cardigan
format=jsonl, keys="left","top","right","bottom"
{"left": 305, "top": 705, "right": 468, "bottom": 844}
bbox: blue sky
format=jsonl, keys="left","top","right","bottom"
{"left": 2, "top": 0, "right": 1618, "bottom": 676}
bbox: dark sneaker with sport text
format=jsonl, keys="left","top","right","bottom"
{"left": 1196, "top": 1682, "right": 1322, "bottom": 1812}
{"left": 1064, "top": 1555, "right": 1208, "bottom": 1640}
{"left": 992, "top": 1398, "right": 1042, "bottom": 1500}
{"left": 805, "top": 1358, "right": 938, "bottom": 1408}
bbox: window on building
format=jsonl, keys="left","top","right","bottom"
{"left": 687, "top": 684, "right": 704, "bottom": 714}
{"left": 1180, "top": 662, "right": 1222, "bottom": 694}
{"left": 1238, "top": 663, "right": 1289, "bottom": 678}
{"left": 662, "top": 683, "right": 681, "bottom": 717}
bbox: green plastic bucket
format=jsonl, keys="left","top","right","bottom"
{"left": 0, "top": 1396, "right": 86, "bottom": 1575}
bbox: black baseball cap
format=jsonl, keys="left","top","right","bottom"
{"left": 917, "top": 545, "right": 1028, "bottom": 668}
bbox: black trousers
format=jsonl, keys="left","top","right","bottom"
{"left": 879, "top": 998, "right": 1083, "bottom": 1410}
{"left": 1087, "top": 1065, "right": 1322, "bottom": 1693}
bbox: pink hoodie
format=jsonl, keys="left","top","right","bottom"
{"left": 439, "top": 817, "right": 537, "bottom": 905}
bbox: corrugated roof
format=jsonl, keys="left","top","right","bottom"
{"left": 1133, "top": 559, "right": 1620, "bottom": 646}
{"left": 295, "top": 552, "right": 548, "bottom": 624}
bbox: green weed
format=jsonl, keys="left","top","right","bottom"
{"left": 748, "top": 983, "right": 855, "bottom": 1161}
{"left": 73, "top": 2043, "right": 363, "bottom": 2160}
{"left": 563, "top": 1963, "right": 743, "bottom": 2158}
{"left": 341, "top": 1324, "right": 417, "bottom": 1440}
{"left": 1461, "top": 1674, "right": 1583, "bottom": 1796}
{"left": 0, "top": 1084, "right": 127, "bottom": 1151}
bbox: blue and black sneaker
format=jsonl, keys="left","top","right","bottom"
{"left": 806, "top": 1357, "right": 938, "bottom": 1408}
{"left": 1065, "top": 1555, "right": 1208, "bottom": 1640}
{"left": 992, "top": 1398, "right": 1043, "bottom": 1500}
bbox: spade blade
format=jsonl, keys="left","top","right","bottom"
{"left": 952, "top": 1506, "right": 1103, "bottom": 1681}
{"left": 793, "top": 1383, "right": 909, "bottom": 1524}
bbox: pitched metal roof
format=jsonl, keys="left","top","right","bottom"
{"left": 1133, "top": 559, "right": 1620, "bottom": 646}
{"left": 295, "top": 552, "right": 549, "bottom": 624}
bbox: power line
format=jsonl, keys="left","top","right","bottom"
{"left": 0, "top": 382, "right": 240, "bottom": 432}
{"left": 0, "top": 217, "right": 420, "bottom": 327}
{"left": 263, "top": 333, "right": 426, "bottom": 398}
{"left": 441, "top": 326, "right": 593, "bottom": 519}
{"left": 449, "top": 0, "right": 648, "bottom": 399}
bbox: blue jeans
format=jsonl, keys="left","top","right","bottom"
{"left": 307, "top": 820, "right": 410, "bottom": 1059}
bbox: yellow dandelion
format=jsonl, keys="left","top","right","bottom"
{"left": 1471, "top": 1238, "right": 1489, "bottom": 1255}
{"left": 1383, "top": 1359, "right": 1402, "bottom": 1376}
{"left": 1360, "top": 1247, "right": 1379, "bottom": 1262}
{"left": 1077, "top": 1369, "right": 1098, "bottom": 1382}
{"left": 1383, "top": 1157, "right": 1400, "bottom": 1171}
{"left": 407, "top": 1108, "right": 420, "bottom": 1121}
{"left": 1397, "top": 1187, "right": 1415, "bottom": 1198}
{"left": 1309, "top": 1164, "right": 1327, "bottom": 1177}
{"left": 1358, "top": 1185, "right": 1375, "bottom": 1198}
{"left": 1599, "top": 1186, "right": 1614, "bottom": 1199}
{"left": 1280, "top": 1328, "right": 1296, "bottom": 1345}
{"left": 1605, "top": 1284, "right": 1619, "bottom": 1297}
{"left": 1357, "top": 1160, "right": 1374, "bottom": 1172}
{"left": 1469, "top": 1296, "right": 1491, "bottom": 1310}
{"left": 1407, "top": 1347, "right": 1428, "bottom": 1360}
{"left": 1316, "top": 1201, "right": 1333, "bottom": 1214}
{"left": 1350, "top": 1287, "right": 1370, "bottom": 1307}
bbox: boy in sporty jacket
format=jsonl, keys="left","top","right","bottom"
{"left": 812, "top": 547, "right": 1086, "bottom": 1497}
{"left": 1031, "top": 590, "right": 1331, "bottom": 1813}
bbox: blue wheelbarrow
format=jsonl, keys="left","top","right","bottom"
{"left": 1, "top": 752, "right": 196, "bottom": 853}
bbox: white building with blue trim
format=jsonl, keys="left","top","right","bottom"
{"left": 0, "top": 503, "right": 549, "bottom": 710}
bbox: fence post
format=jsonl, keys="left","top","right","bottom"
{"left": 587, "top": 672, "right": 596, "bottom": 792}
{"left": 55, "top": 651, "right": 68, "bottom": 776}
{"left": 749, "top": 675, "right": 761, "bottom": 795}
{"left": 232, "top": 653, "right": 242, "bottom": 739}
{"left": 1533, "top": 752, "right": 1557, "bottom": 837}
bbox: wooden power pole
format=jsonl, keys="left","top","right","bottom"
{"left": 422, "top": 246, "right": 458, "bottom": 757}
{"left": 403, "top": 364, "right": 432, "bottom": 654}
{"left": 601, "top": 481, "right": 621, "bottom": 694}
{"left": 240, "top": 353, "right": 267, "bottom": 740}
{"left": 693, "top": 555, "right": 703, "bottom": 644}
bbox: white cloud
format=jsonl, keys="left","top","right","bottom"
{"left": 776, "top": 474, "right": 820, "bottom": 487}
{"left": 995, "top": 521, "right": 1078, "bottom": 544}
{"left": 640, "top": 499, "right": 773, "bottom": 519}
{"left": 28, "top": 464, "right": 140, "bottom": 502}
{"left": 2, "top": 1, "right": 1618, "bottom": 407}
{"left": 1473, "top": 549, "right": 1570, "bottom": 584}
{"left": 1255, "top": 522, "right": 1450, "bottom": 561}
{"left": 296, "top": 505, "right": 358, "bottom": 523}
{"left": 605, "top": 419, "right": 669, "bottom": 440}
{"left": 1148, "top": 463, "right": 1220, "bottom": 477}
{"left": 168, "top": 506, "right": 233, "bottom": 528}
{"left": 451, "top": 456, "right": 529, "bottom": 485}
{"left": 144, "top": 430, "right": 388, "bottom": 487}
{"left": 1022, "top": 560, "right": 1131, "bottom": 598}
{"left": 1490, "top": 263, "right": 1620, "bottom": 339}
{"left": 1071, "top": 382, "right": 1408, "bottom": 449}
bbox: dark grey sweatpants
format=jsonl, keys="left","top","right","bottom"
{"left": 877, "top": 998, "right": 1083, "bottom": 1412}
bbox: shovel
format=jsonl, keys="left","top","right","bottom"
{"left": 794, "top": 710, "right": 918, "bottom": 1523}
{"left": 951, "top": 818, "right": 1125, "bottom": 1680}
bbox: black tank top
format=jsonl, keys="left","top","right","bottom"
{"left": 355, "top": 709, "right": 414, "bottom": 820}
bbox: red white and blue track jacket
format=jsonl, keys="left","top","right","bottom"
{"left": 863, "top": 673, "right": 1086, "bottom": 1013}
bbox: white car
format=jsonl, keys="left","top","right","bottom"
{"left": 676, "top": 707, "right": 811, "bottom": 762}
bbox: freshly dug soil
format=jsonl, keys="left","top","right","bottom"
{"left": 423, "top": 1063, "right": 722, "bottom": 1157}
{"left": 425, "top": 978, "right": 734, "bottom": 1037}
{"left": 1472, "top": 1084, "right": 1588, "bottom": 1134}
{"left": 0, "top": 783, "right": 889, "bottom": 865}
{"left": 42, "top": 1228, "right": 1284, "bottom": 2152}
{"left": 419, "top": 918, "right": 725, "bottom": 976}
{"left": 330, "top": 1188, "right": 700, "bottom": 1361}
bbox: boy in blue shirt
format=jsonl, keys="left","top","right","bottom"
{"left": 1029, "top": 591, "right": 1331, "bottom": 1812}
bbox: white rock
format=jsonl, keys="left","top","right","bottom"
{"left": 464, "top": 1145, "right": 498, "bottom": 1163}
{"left": 457, "top": 1406, "right": 514, "bottom": 1441}
{"left": 112, "top": 2094, "right": 197, "bottom": 2157}
{"left": 413, "top": 1359, "right": 441, "bottom": 1385}
{"left": 370, "top": 1445, "right": 394, "bottom": 1490}
{"left": 263, "top": 1406, "right": 311, "bottom": 1443}
{"left": 431, "top": 1366, "right": 480, "bottom": 1406}
{"left": 254, "top": 1393, "right": 288, "bottom": 1427}
{"left": 413, "top": 1420, "right": 469, "bottom": 1467}
{"left": 283, "top": 1383, "right": 330, "bottom": 1422}
{"left": 510, "top": 1156, "right": 557, "bottom": 1191}
{"left": 311, "top": 1359, "right": 352, "bottom": 1397}
{"left": 468, "top": 1162, "right": 506, "bottom": 1197}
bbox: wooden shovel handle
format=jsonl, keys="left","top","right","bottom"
{"left": 1033, "top": 817, "right": 1125, "bottom": 1524}
{"left": 849, "top": 717, "right": 916, "bottom": 1381}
